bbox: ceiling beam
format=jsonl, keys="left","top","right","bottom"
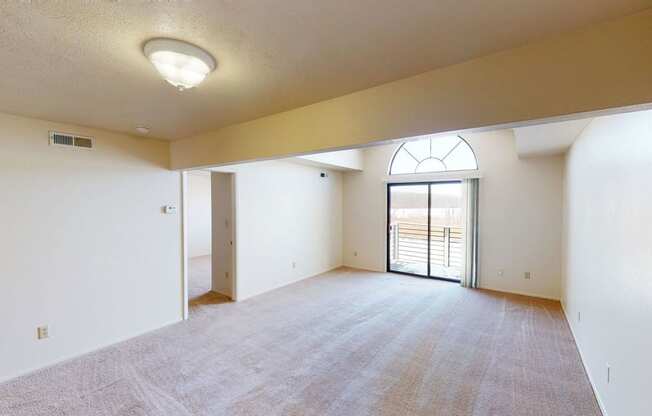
{"left": 171, "top": 9, "right": 652, "bottom": 170}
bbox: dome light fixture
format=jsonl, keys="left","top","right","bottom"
{"left": 143, "top": 38, "right": 216, "bottom": 91}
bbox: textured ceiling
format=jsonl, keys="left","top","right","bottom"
{"left": 0, "top": 1, "right": 650, "bottom": 140}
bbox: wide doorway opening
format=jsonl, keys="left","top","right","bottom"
{"left": 387, "top": 181, "right": 465, "bottom": 282}
{"left": 184, "top": 170, "right": 235, "bottom": 317}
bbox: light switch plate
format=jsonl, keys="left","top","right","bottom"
{"left": 163, "top": 205, "right": 177, "bottom": 214}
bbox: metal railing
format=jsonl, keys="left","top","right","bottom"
{"left": 389, "top": 222, "right": 464, "bottom": 270}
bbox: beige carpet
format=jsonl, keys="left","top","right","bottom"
{"left": 187, "top": 255, "right": 231, "bottom": 310}
{"left": 188, "top": 255, "right": 212, "bottom": 301}
{"left": 0, "top": 268, "right": 601, "bottom": 416}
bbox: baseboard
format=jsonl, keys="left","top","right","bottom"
{"left": 560, "top": 303, "right": 608, "bottom": 416}
{"left": 478, "top": 285, "right": 560, "bottom": 301}
{"left": 0, "top": 317, "right": 182, "bottom": 385}
{"left": 341, "top": 263, "right": 384, "bottom": 273}
{"left": 235, "top": 264, "right": 344, "bottom": 301}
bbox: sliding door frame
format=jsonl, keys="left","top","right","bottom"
{"left": 386, "top": 180, "right": 462, "bottom": 283}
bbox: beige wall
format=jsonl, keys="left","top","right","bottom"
{"left": 171, "top": 10, "right": 652, "bottom": 170}
{"left": 211, "top": 172, "right": 234, "bottom": 298}
{"left": 296, "top": 149, "right": 364, "bottom": 171}
{"left": 0, "top": 113, "right": 182, "bottom": 382}
{"left": 343, "top": 130, "right": 564, "bottom": 300}
{"left": 562, "top": 110, "right": 652, "bottom": 415}
{"left": 187, "top": 171, "right": 212, "bottom": 258}
{"left": 232, "top": 161, "right": 343, "bottom": 300}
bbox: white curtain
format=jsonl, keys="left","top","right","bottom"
{"left": 462, "top": 178, "right": 479, "bottom": 288}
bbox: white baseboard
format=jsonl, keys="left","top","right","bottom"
{"left": 478, "top": 285, "right": 560, "bottom": 301}
{"left": 560, "top": 303, "right": 608, "bottom": 416}
{"left": 235, "top": 264, "right": 344, "bottom": 301}
{"left": 341, "top": 263, "right": 383, "bottom": 273}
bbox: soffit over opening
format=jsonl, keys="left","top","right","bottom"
{"left": 513, "top": 118, "right": 593, "bottom": 158}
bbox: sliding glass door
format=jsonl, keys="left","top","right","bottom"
{"left": 387, "top": 184, "right": 429, "bottom": 276}
{"left": 387, "top": 181, "right": 465, "bottom": 282}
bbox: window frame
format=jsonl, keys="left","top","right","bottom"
{"left": 388, "top": 135, "right": 478, "bottom": 175}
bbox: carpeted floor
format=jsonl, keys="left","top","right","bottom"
{"left": 188, "top": 255, "right": 212, "bottom": 301}
{"left": 187, "top": 255, "right": 231, "bottom": 310}
{"left": 0, "top": 268, "right": 601, "bottom": 416}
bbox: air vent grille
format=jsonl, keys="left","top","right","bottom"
{"left": 49, "top": 131, "right": 94, "bottom": 150}
{"left": 74, "top": 137, "right": 93, "bottom": 148}
{"left": 52, "top": 133, "right": 74, "bottom": 146}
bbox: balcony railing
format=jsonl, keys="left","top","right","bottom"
{"left": 389, "top": 222, "right": 464, "bottom": 271}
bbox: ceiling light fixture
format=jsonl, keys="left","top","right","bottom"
{"left": 135, "top": 126, "right": 150, "bottom": 135}
{"left": 143, "top": 38, "right": 216, "bottom": 91}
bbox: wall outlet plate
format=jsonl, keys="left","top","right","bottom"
{"left": 524, "top": 271, "right": 531, "bottom": 280}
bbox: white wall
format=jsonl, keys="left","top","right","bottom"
{"left": 0, "top": 112, "right": 182, "bottom": 382}
{"left": 232, "top": 161, "right": 343, "bottom": 300}
{"left": 343, "top": 130, "right": 564, "bottom": 300}
{"left": 562, "top": 111, "right": 652, "bottom": 416}
{"left": 187, "top": 171, "right": 212, "bottom": 258}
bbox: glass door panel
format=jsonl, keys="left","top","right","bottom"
{"left": 388, "top": 184, "right": 429, "bottom": 276}
{"left": 429, "top": 182, "right": 464, "bottom": 281}
{"left": 387, "top": 181, "right": 466, "bottom": 282}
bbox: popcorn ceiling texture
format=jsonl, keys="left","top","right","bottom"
{"left": 0, "top": 268, "right": 600, "bottom": 416}
{"left": 0, "top": 1, "right": 650, "bottom": 140}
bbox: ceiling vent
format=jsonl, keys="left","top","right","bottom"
{"left": 49, "top": 131, "right": 94, "bottom": 150}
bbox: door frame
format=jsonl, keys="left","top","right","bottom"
{"left": 386, "top": 180, "right": 462, "bottom": 283}
{"left": 181, "top": 170, "right": 238, "bottom": 320}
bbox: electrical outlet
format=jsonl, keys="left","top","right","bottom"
{"left": 292, "top": 261, "right": 296, "bottom": 269}
{"left": 497, "top": 269, "right": 504, "bottom": 277}
{"left": 524, "top": 271, "right": 531, "bottom": 280}
{"left": 37, "top": 325, "right": 49, "bottom": 340}
{"left": 225, "top": 271, "right": 229, "bottom": 279}
{"left": 607, "top": 364, "right": 612, "bottom": 384}
{"left": 578, "top": 311, "right": 581, "bottom": 322}
{"left": 354, "top": 251, "right": 358, "bottom": 257}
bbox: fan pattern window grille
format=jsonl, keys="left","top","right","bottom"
{"left": 389, "top": 135, "right": 477, "bottom": 174}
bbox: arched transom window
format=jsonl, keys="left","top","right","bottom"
{"left": 389, "top": 135, "right": 477, "bottom": 175}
